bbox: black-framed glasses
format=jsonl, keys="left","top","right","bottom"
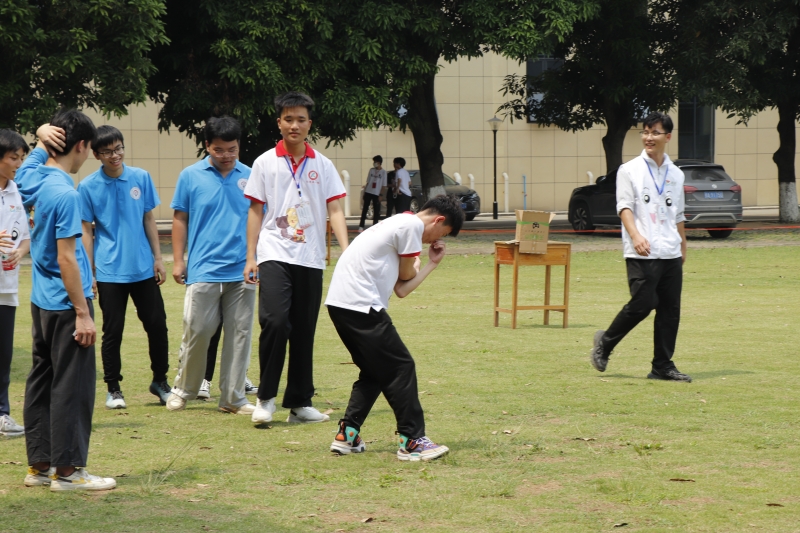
{"left": 98, "top": 146, "right": 124, "bottom": 157}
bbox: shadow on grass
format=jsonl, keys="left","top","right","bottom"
{"left": 686, "top": 369, "right": 755, "bottom": 379}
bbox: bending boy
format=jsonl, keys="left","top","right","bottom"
{"left": 325, "top": 195, "right": 463, "bottom": 461}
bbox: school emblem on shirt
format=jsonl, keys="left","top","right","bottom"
{"left": 238, "top": 178, "right": 247, "bottom": 191}
{"left": 308, "top": 171, "right": 319, "bottom": 181}
{"left": 130, "top": 187, "right": 141, "bottom": 200}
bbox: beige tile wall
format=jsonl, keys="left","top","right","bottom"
{"left": 72, "top": 53, "right": 799, "bottom": 219}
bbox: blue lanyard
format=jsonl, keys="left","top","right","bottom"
{"left": 645, "top": 160, "right": 668, "bottom": 196}
{"left": 284, "top": 156, "right": 309, "bottom": 199}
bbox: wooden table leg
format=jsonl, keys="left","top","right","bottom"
{"left": 494, "top": 255, "right": 500, "bottom": 327}
{"left": 511, "top": 247, "right": 519, "bottom": 329}
{"left": 544, "top": 264, "right": 551, "bottom": 326}
{"left": 563, "top": 255, "right": 570, "bottom": 328}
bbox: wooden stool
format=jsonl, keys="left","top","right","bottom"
{"left": 494, "top": 240, "right": 571, "bottom": 328}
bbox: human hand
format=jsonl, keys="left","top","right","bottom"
{"left": 2, "top": 247, "right": 23, "bottom": 269}
{"left": 36, "top": 124, "right": 66, "bottom": 157}
{"left": 91, "top": 279, "right": 97, "bottom": 299}
{"left": 172, "top": 260, "right": 186, "bottom": 285}
{"left": 0, "top": 231, "right": 13, "bottom": 250}
{"left": 428, "top": 240, "right": 446, "bottom": 264}
{"left": 413, "top": 256, "right": 421, "bottom": 273}
{"left": 243, "top": 259, "right": 259, "bottom": 285}
{"left": 154, "top": 258, "right": 166, "bottom": 286}
{"left": 632, "top": 233, "right": 650, "bottom": 257}
{"left": 74, "top": 313, "right": 96, "bottom": 347}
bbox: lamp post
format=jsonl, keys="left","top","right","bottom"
{"left": 487, "top": 115, "right": 502, "bottom": 219}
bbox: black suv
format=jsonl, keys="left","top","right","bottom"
{"left": 568, "top": 160, "right": 743, "bottom": 238}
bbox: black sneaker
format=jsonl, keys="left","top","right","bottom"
{"left": 647, "top": 368, "right": 692, "bottom": 383}
{"left": 149, "top": 380, "right": 172, "bottom": 405}
{"left": 590, "top": 330, "right": 609, "bottom": 372}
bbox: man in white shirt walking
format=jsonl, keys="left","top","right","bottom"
{"left": 590, "top": 112, "right": 692, "bottom": 382}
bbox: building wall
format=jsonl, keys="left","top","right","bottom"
{"left": 74, "top": 52, "right": 799, "bottom": 220}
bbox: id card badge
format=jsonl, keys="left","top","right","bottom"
{"left": 658, "top": 205, "right": 668, "bottom": 222}
{"left": 294, "top": 201, "right": 315, "bottom": 229}
{"left": 372, "top": 182, "right": 377, "bottom": 189}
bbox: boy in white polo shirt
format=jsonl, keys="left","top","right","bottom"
{"left": 244, "top": 91, "right": 349, "bottom": 425}
{"left": 590, "top": 112, "right": 692, "bottom": 382}
{"left": 0, "top": 129, "right": 31, "bottom": 439}
{"left": 325, "top": 195, "right": 463, "bottom": 461}
{"left": 358, "top": 155, "right": 386, "bottom": 232}
{"left": 79, "top": 126, "right": 171, "bottom": 409}
{"left": 392, "top": 157, "right": 412, "bottom": 214}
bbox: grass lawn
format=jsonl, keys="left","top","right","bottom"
{"left": 2, "top": 244, "right": 799, "bottom": 532}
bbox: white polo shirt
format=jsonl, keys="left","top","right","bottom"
{"left": 395, "top": 168, "right": 411, "bottom": 196}
{"left": 0, "top": 179, "right": 30, "bottom": 305}
{"left": 245, "top": 141, "right": 346, "bottom": 270}
{"left": 616, "top": 150, "right": 685, "bottom": 260}
{"left": 364, "top": 168, "right": 386, "bottom": 195}
{"left": 325, "top": 213, "right": 423, "bottom": 313}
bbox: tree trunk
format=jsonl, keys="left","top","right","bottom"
{"left": 773, "top": 101, "right": 800, "bottom": 222}
{"left": 406, "top": 68, "right": 446, "bottom": 200}
{"left": 601, "top": 101, "right": 633, "bottom": 175}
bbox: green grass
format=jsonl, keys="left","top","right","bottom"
{"left": 2, "top": 245, "right": 800, "bottom": 532}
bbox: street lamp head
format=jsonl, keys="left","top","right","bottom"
{"left": 487, "top": 115, "right": 502, "bottom": 132}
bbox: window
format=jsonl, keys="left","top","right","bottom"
{"left": 525, "top": 55, "right": 564, "bottom": 123}
{"left": 678, "top": 97, "right": 715, "bottom": 161}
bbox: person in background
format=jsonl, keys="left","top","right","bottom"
{"left": 358, "top": 155, "right": 387, "bottom": 232}
{"left": 393, "top": 157, "right": 412, "bottom": 214}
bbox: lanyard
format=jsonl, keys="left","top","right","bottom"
{"left": 645, "top": 160, "right": 668, "bottom": 196}
{"left": 284, "top": 156, "right": 309, "bottom": 199}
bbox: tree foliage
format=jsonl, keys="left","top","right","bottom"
{"left": 0, "top": 0, "right": 168, "bottom": 134}
{"left": 498, "top": 0, "right": 676, "bottom": 175}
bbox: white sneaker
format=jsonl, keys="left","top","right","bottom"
{"left": 219, "top": 403, "right": 255, "bottom": 415}
{"left": 50, "top": 468, "right": 116, "bottom": 492}
{"left": 105, "top": 391, "right": 126, "bottom": 410}
{"left": 24, "top": 466, "right": 55, "bottom": 486}
{"left": 197, "top": 379, "right": 211, "bottom": 400}
{"left": 251, "top": 397, "right": 276, "bottom": 424}
{"left": 0, "top": 414, "right": 25, "bottom": 438}
{"left": 244, "top": 377, "right": 258, "bottom": 395}
{"left": 287, "top": 406, "right": 330, "bottom": 424}
{"left": 166, "top": 393, "right": 186, "bottom": 411}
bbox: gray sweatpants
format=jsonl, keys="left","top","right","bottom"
{"left": 172, "top": 282, "right": 256, "bottom": 410}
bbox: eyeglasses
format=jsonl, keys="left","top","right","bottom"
{"left": 640, "top": 131, "right": 666, "bottom": 138}
{"left": 211, "top": 147, "right": 239, "bottom": 158}
{"left": 98, "top": 146, "right": 124, "bottom": 157}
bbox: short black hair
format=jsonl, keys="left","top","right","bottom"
{"left": 642, "top": 111, "right": 673, "bottom": 134}
{"left": 93, "top": 125, "right": 124, "bottom": 152}
{"left": 204, "top": 116, "right": 241, "bottom": 144}
{"left": 393, "top": 157, "right": 406, "bottom": 168}
{"left": 274, "top": 91, "right": 314, "bottom": 118}
{"left": 373, "top": 155, "right": 383, "bottom": 163}
{"left": 420, "top": 195, "right": 465, "bottom": 237}
{"left": 0, "top": 129, "right": 30, "bottom": 157}
{"left": 49, "top": 108, "right": 97, "bottom": 154}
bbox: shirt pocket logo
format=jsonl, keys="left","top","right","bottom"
{"left": 238, "top": 178, "right": 247, "bottom": 191}
{"left": 130, "top": 187, "right": 141, "bottom": 200}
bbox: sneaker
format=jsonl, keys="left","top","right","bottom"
{"left": 0, "top": 414, "right": 25, "bottom": 438}
{"left": 197, "top": 379, "right": 211, "bottom": 400}
{"left": 105, "top": 391, "right": 126, "bottom": 410}
{"left": 590, "top": 330, "right": 609, "bottom": 372}
{"left": 219, "top": 403, "right": 255, "bottom": 415}
{"left": 166, "top": 392, "right": 187, "bottom": 411}
{"left": 330, "top": 421, "right": 365, "bottom": 455}
{"left": 287, "top": 406, "right": 330, "bottom": 424}
{"left": 149, "top": 380, "right": 172, "bottom": 405}
{"left": 397, "top": 434, "right": 449, "bottom": 462}
{"left": 251, "top": 397, "right": 276, "bottom": 424}
{"left": 50, "top": 468, "right": 117, "bottom": 492}
{"left": 647, "top": 368, "right": 693, "bottom": 383}
{"left": 244, "top": 377, "right": 258, "bottom": 395}
{"left": 24, "top": 466, "right": 55, "bottom": 487}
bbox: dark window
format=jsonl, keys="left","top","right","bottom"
{"left": 525, "top": 55, "right": 564, "bottom": 123}
{"left": 679, "top": 97, "right": 715, "bottom": 161}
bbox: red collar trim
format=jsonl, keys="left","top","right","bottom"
{"left": 276, "top": 140, "right": 315, "bottom": 159}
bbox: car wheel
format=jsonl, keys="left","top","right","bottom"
{"left": 708, "top": 228, "right": 733, "bottom": 239}
{"left": 465, "top": 214, "right": 476, "bottom": 221}
{"left": 570, "top": 202, "right": 595, "bottom": 233}
{"left": 409, "top": 197, "right": 420, "bottom": 213}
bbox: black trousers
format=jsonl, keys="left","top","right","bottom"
{"left": 25, "top": 301, "right": 95, "bottom": 467}
{"left": 327, "top": 306, "right": 425, "bottom": 439}
{"left": 359, "top": 192, "right": 381, "bottom": 228}
{"left": 257, "top": 261, "right": 322, "bottom": 407}
{"left": 395, "top": 194, "right": 411, "bottom": 214}
{"left": 205, "top": 322, "right": 223, "bottom": 382}
{"left": 97, "top": 278, "right": 169, "bottom": 390}
{"left": 385, "top": 193, "right": 396, "bottom": 218}
{"left": 602, "top": 258, "right": 682, "bottom": 371}
{"left": 0, "top": 305, "right": 16, "bottom": 416}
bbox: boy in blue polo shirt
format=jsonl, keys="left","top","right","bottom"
{"left": 165, "top": 116, "right": 256, "bottom": 415}
{"left": 17, "top": 110, "right": 116, "bottom": 491}
{"left": 78, "top": 126, "right": 171, "bottom": 409}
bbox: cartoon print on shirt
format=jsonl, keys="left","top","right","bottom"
{"left": 276, "top": 207, "right": 306, "bottom": 243}
{"left": 642, "top": 186, "right": 651, "bottom": 205}
{"left": 665, "top": 188, "right": 673, "bottom": 207}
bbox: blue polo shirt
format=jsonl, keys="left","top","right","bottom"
{"left": 170, "top": 157, "right": 251, "bottom": 284}
{"left": 78, "top": 164, "right": 159, "bottom": 283}
{"left": 15, "top": 149, "right": 93, "bottom": 310}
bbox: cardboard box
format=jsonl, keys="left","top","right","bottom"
{"left": 513, "top": 210, "right": 555, "bottom": 254}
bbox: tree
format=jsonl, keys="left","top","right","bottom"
{"left": 662, "top": 0, "right": 800, "bottom": 222}
{"left": 497, "top": 0, "right": 676, "bottom": 176}
{"left": 148, "top": 0, "right": 597, "bottom": 196}
{"left": 0, "top": 0, "right": 168, "bottom": 134}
